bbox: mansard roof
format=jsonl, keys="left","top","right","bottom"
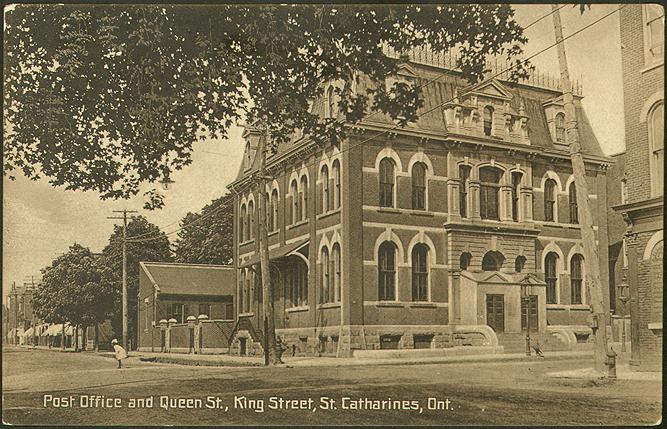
{"left": 233, "top": 62, "right": 606, "bottom": 184}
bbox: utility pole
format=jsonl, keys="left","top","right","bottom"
{"left": 108, "top": 209, "right": 138, "bottom": 351}
{"left": 258, "top": 123, "right": 278, "bottom": 365}
{"left": 551, "top": 5, "right": 609, "bottom": 373}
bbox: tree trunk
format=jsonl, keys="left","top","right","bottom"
{"left": 552, "top": 5, "right": 609, "bottom": 373}
{"left": 82, "top": 325, "right": 88, "bottom": 351}
{"left": 61, "top": 324, "right": 66, "bottom": 351}
{"left": 95, "top": 323, "right": 99, "bottom": 352}
{"left": 74, "top": 324, "right": 79, "bottom": 352}
{"left": 259, "top": 123, "right": 279, "bottom": 365}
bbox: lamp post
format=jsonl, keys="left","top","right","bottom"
{"left": 520, "top": 275, "right": 532, "bottom": 357}
{"left": 619, "top": 283, "right": 630, "bottom": 353}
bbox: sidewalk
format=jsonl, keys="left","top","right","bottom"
{"left": 94, "top": 348, "right": 596, "bottom": 368}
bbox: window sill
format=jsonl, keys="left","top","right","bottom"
{"left": 267, "top": 230, "right": 279, "bottom": 238}
{"left": 409, "top": 302, "right": 437, "bottom": 308}
{"left": 316, "top": 208, "right": 341, "bottom": 221}
{"left": 317, "top": 302, "right": 341, "bottom": 310}
{"left": 288, "top": 220, "right": 309, "bottom": 230}
{"left": 377, "top": 207, "right": 400, "bottom": 214}
{"left": 410, "top": 210, "right": 434, "bottom": 217}
{"left": 648, "top": 322, "right": 662, "bottom": 331}
{"left": 375, "top": 301, "right": 404, "bottom": 308}
{"left": 286, "top": 306, "right": 309, "bottom": 313}
{"left": 546, "top": 304, "right": 589, "bottom": 311}
{"left": 238, "top": 312, "right": 254, "bottom": 317}
{"left": 239, "top": 239, "right": 255, "bottom": 246}
{"left": 640, "top": 61, "right": 663, "bottom": 74}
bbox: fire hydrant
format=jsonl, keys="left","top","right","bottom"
{"left": 606, "top": 348, "right": 617, "bottom": 379}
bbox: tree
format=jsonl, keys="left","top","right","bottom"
{"left": 33, "top": 243, "right": 114, "bottom": 350}
{"left": 174, "top": 193, "right": 234, "bottom": 265}
{"left": 4, "top": 4, "right": 530, "bottom": 208}
{"left": 102, "top": 216, "right": 172, "bottom": 348}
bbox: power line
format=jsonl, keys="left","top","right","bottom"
{"left": 120, "top": 5, "right": 624, "bottom": 245}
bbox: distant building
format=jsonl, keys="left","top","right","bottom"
{"left": 229, "top": 50, "right": 613, "bottom": 356}
{"left": 613, "top": 4, "right": 663, "bottom": 371}
{"left": 137, "top": 262, "right": 236, "bottom": 352}
{"left": 5, "top": 282, "right": 38, "bottom": 345}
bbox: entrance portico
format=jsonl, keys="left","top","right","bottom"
{"left": 450, "top": 271, "right": 547, "bottom": 335}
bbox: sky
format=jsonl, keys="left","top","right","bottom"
{"left": 2, "top": 4, "right": 625, "bottom": 303}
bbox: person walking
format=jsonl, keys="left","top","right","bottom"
{"left": 111, "top": 339, "right": 128, "bottom": 369}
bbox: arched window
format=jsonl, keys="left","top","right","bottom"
{"left": 412, "top": 244, "right": 429, "bottom": 301}
{"left": 555, "top": 113, "right": 565, "bottom": 143}
{"left": 320, "top": 247, "right": 330, "bottom": 304}
{"left": 569, "top": 182, "right": 579, "bottom": 224}
{"left": 265, "top": 192, "right": 273, "bottom": 233}
{"left": 332, "top": 160, "right": 341, "bottom": 209}
{"left": 511, "top": 172, "right": 522, "bottom": 222}
{"left": 479, "top": 167, "right": 502, "bottom": 220}
{"left": 378, "top": 241, "right": 397, "bottom": 301}
{"left": 290, "top": 179, "right": 299, "bottom": 224}
{"left": 515, "top": 255, "right": 526, "bottom": 273}
{"left": 545, "top": 252, "right": 558, "bottom": 304}
{"left": 239, "top": 204, "right": 247, "bottom": 242}
{"left": 482, "top": 251, "right": 505, "bottom": 271}
{"left": 300, "top": 175, "right": 308, "bottom": 220}
{"left": 459, "top": 165, "right": 471, "bottom": 218}
{"left": 412, "top": 162, "right": 427, "bottom": 210}
{"left": 649, "top": 102, "right": 664, "bottom": 196}
{"left": 483, "top": 106, "right": 494, "bottom": 136}
{"left": 570, "top": 254, "right": 584, "bottom": 305}
{"left": 379, "top": 158, "right": 395, "bottom": 208}
{"left": 245, "top": 270, "right": 253, "bottom": 313}
{"left": 248, "top": 200, "right": 255, "bottom": 239}
{"left": 460, "top": 252, "right": 472, "bottom": 270}
{"left": 644, "top": 4, "right": 664, "bottom": 63}
{"left": 287, "top": 256, "right": 308, "bottom": 307}
{"left": 271, "top": 189, "right": 279, "bottom": 232}
{"left": 332, "top": 243, "right": 341, "bottom": 302}
{"left": 321, "top": 165, "right": 330, "bottom": 213}
{"left": 544, "top": 179, "right": 557, "bottom": 222}
{"left": 327, "top": 85, "right": 336, "bottom": 118}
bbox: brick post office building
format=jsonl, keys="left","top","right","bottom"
{"left": 613, "top": 4, "right": 663, "bottom": 371}
{"left": 228, "top": 50, "right": 614, "bottom": 357}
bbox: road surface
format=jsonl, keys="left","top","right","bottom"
{"left": 2, "top": 347, "right": 661, "bottom": 426}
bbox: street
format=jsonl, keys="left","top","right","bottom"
{"left": 2, "top": 348, "right": 661, "bottom": 426}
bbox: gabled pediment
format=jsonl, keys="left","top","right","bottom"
{"left": 395, "top": 63, "right": 418, "bottom": 79}
{"left": 467, "top": 79, "right": 513, "bottom": 101}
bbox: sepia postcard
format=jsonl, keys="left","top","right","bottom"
{"left": 2, "top": 2, "right": 663, "bottom": 426}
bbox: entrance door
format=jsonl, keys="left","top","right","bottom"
{"left": 486, "top": 294, "right": 505, "bottom": 333}
{"left": 239, "top": 338, "right": 247, "bottom": 355}
{"left": 521, "top": 295, "right": 539, "bottom": 331}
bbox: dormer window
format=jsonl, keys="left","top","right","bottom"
{"left": 483, "top": 106, "right": 494, "bottom": 136}
{"left": 555, "top": 113, "right": 566, "bottom": 143}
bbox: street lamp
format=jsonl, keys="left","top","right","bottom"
{"left": 159, "top": 172, "right": 175, "bottom": 190}
{"left": 520, "top": 275, "right": 533, "bottom": 357}
{"left": 618, "top": 283, "right": 630, "bottom": 353}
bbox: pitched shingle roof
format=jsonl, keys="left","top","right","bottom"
{"left": 140, "top": 262, "right": 235, "bottom": 297}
